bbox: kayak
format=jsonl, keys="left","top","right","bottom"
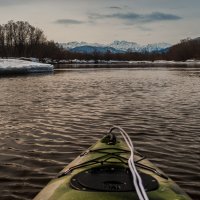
{"left": 33, "top": 126, "right": 192, "bottom": 200}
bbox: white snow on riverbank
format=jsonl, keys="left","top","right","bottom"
{"left": 128, "top": 60, "right": 200, "bottom": 65}
{"left": 0, "top": 59, "right": 54, "bottom": 74}
{"left": 55, "top": 59, "right": 200, "bottom": 65}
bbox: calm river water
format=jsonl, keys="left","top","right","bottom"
{"left": 0, "top": 66, "right": 200, "bottom": 200}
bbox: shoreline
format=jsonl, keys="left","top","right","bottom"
{"left": 54, "top": 60, "right": 200, "bottom": 69}
{"left": 54, "top": 60, "right": 200, "bottom": 65}
{"left": 0, "top": 58, "right": 200, "bottom": 76}
{"left": 2, "top": 57, "right": 200, "bottom": 66}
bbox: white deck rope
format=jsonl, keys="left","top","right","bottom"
{"left": 111, "top": 126, "right": 149, "bottom": 200}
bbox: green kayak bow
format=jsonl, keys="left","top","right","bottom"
{"left": 33, "top": 126, "right": 192, "bottom": 200}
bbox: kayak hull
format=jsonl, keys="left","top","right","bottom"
{"left": 33, "top": 136, "right": 192, "bottom": 200}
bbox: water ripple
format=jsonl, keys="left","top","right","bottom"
{"left": 0, "top": 68, "right": 200, "bottom": 199}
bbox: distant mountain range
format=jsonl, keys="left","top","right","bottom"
{"left": 60, "top": 41, "right": 172, "bottom": 54}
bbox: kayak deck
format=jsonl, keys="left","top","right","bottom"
{"left": 33, "top": 133, "right": 192, "bottom": 200}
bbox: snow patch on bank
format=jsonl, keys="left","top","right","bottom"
{"left": 0, "top": 59, "right": 54, "bottom": 74}
{"left": 56, "top": 59, "right": 200, "bottom": 65}
{"left": 129, "top": 60, "right": 200, "bottom": 65}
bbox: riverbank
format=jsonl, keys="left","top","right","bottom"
{"left": 6, "top": 57, "right": 200, "bottom": 66}
{"left": 51, "top": 59, "right": 200, "bottom": 66}
{"left": 0, "top": 59, "right": 54, "bottom": 75}
{"left": 54, "top": 59, "right": 200, "bottom": 69}
{"left": 1, "top": 58, "right": 200, "bottom": 75}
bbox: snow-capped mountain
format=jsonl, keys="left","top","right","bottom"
{"left": 71, "top": 46, "right": 123, "bottom": 54}
{"left": 109, "top": 40, "right": 141, "bottom": 52}
{"left": 142, "top": 43, "right": 171, "bottom": 52}
{"left": 61, "top": 41, "right": 104, "bottom": 49}
{"left": 60, "top": 41, "right": 171, "bottom": 54}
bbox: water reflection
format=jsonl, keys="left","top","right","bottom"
{"left": 0, "top": 67, "right": 199, "bottom": 200}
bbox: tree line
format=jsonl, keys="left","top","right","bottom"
{"left": 165, "top": 38, "right": 200, "bottom": 61}
{"left": 0, "top": 20, "right": 66, "bottom": 60}
{"left": 0, "top": 21, "right": 200, "bottom": 62}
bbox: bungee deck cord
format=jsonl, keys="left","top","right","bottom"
{"left": 109, "top": 126, "right": 149, "bottom": 200}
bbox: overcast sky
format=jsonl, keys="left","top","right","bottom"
{"left": 0, "top": 0, "right": 199, "bottom": 44}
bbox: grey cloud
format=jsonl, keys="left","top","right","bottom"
{"left": 108, "top": 6, "right": 122, "bottom": 10}
{"left": 55, "top": 19, "right": 84, "bottom": 25}
{"left": 145, "top": 12, "right": 182, "bottom": 22}
{"left": 89, "top": 12, "right": 182, "bottom": 24}
{"left": 0, "top": 0, "right": 48, "bottom": 6}
{"left": 0, "top": 0, "right": 28, "bottom": 6}
{"left": 0, "top": 0, "right": 66, "bottom": 6}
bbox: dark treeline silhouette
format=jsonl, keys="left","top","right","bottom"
{"left": 0, "top": 20, "right": 66, "bottom": 60}
{"left": 1, "top": 21, "right": 200, "bottom": 62}
{"left": 165, "top": 38, "right": 200, "bottom": 61}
